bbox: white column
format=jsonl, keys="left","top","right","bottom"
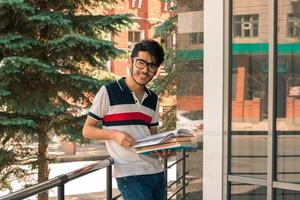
{"left": 203, "top": 0, "right": 225, "bottom": 199}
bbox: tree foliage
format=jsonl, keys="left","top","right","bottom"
{"left": 0, "top": 0, "right": 132, "bottom": 198}
{"left": 152, "top": 0, "right": 177, "bottom": 132}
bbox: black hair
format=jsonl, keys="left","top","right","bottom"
{"left": 131, "top": 39, "right": 165, "bottom": 66}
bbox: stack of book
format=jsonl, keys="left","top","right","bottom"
{"left": 132, "top": 129, "right": 197, "bottom": 154}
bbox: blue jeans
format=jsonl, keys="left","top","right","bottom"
{"left": 116, "top": 172, "right": 166, "bottom": 200}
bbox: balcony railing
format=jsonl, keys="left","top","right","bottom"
{"left": 0, "top": 150, "right": 189, "bottom": 200}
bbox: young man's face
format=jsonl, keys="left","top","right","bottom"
{"left": 130, "top": 51, "right": 158, "bottom": 86}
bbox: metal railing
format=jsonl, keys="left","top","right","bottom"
{"left": 0, "top": 150, "right": 189, "bottom": 200}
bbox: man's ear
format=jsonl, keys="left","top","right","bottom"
{"left": 127, "top": 58, "right": 133, "bottom": 75}
{"left": 127, "top": 58, "right": 132, "bottom": 66}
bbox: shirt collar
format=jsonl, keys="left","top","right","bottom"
{"left": 117, "top": 77, "right": 151, "bottom": 96}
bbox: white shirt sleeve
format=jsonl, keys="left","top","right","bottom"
{"left": 87, "top": 86, "right": 109, "bottom": 121}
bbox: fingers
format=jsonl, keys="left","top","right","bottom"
{"left": 120, "top": 135, "right": 136, "bottom": 147}
{"left": 121, "top": 138, "right": 135, "bottom": 147}
{"left": 114, "top": 131, "right": 136, "bottom": 147}
{"left": 152, "top": 150, "right": 176, "bottom": 158}
{"left": 126, "top": 135, "right": 136, "bottom": 145}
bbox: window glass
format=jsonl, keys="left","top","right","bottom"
{"left": 231, "top": 182, "right": 266, "bottom": 200}
{"left": 287, "top": 14, "right": 300, "bottom": 38}
{"left": 128, "top": 31, "right": 141, "bottom": 43}
{"left": 276, "top": 0, "right": 300, "bottom": 183}
{"left": 276, "top": 189, "right": 300, "bottom": 200}
{"left": 190, "top": 32, "right": 204, "bottom": 44}
{"left": 176, "top": 1, "right": 204, "bottom": 198}
{"left": 230, "top": 0, "right": 268, "bottom": 179}
{"left": 131, "top": 0, "right": 143, "bottom": 8}
{"left": 234, "top": 15, "right": 259, "bottom": 38}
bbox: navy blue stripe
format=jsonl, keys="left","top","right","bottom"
{"left": 87, "top": 112, "right": 102, "bottom": 121}
{"left": 105, "top": 81, "right": 135, "bottom": 106}
{"left": 103, "top": 120, "right": 149, "bottom": 127}
{"left": 149, "top": 122, "right": 159, "bottom": 126}
{"left": 142, "top": 93, "right": 157, "bottom": 111}
{"left": 105, "top": 78, "right": 158, "bottom": 110}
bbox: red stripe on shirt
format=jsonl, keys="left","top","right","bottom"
{"left": 103, "top": 112, "right": 152, "bottom": 124}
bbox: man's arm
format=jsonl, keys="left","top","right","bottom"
{"left": 82, "top": 117, "right": 136, "bottom": 147}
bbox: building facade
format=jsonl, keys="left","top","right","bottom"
{"left": 105, "top": 0, "right": 173, "bottom": 76}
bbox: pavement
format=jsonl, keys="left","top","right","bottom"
{"left": 48, "top": 137, "right": 109, "bottom": 163}
{"left": 47, "top": 138, "right": 117, "bottom": 200}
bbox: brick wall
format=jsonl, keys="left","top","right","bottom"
{"left": 232, "top": 98, "right": 262, "bottom": 122}
{"left": 111, "top": 60, "right": 128, "bottom": 77}
{"left": 109, "top": 0, "right": 171, "bottom": 76}
{"left": 286, "top": 97, "right": 300, "bottom": 123}
{"left": 177, "top": 96, "right": 203, "bottom": 111}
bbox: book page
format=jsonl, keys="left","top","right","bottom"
{"left": 133, "top": 137, "right": 166, "bottom": 148}
{"left": 135, "top": 130, "right": 175, "bottom": 143}
{"left": 176, "top": 128, "right": 193, "bottom": 137}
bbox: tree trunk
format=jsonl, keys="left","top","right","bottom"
{"left": 37, "top": 130, "right": 49, "bottom": 200}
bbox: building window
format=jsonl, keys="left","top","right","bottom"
{"left": 161, "top": 35, "right": 175, "bottom": 49}
{"left": 128, "top": 31, "right": 141, "bottom": 43}
{"left": 287, "top": 14, "right": 300, "bottom": 38}
{"left": 190, "top": 32, "right": 204, "bottom": 44}
{"left": 128, "top": 31, "right": 142, "bottom": 49}
{"left": 131, "top": 0, "right": 143, "bottom": 8}
{"left": 234, "top": 14, "right": 259, "bottom": 37}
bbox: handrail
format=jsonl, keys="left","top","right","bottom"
{"left": 0, "top": 150, "right": 190, "bottom": 200}
{"left": 0, "top": 158, "right": 114, "bottom": 200}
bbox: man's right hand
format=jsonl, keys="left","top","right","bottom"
{"left": 113, "top": 131, "right": 136, "bottom": 148}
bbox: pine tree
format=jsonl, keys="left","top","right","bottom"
{"left": 0, "top": 0, "right": 131, "bottom": 199}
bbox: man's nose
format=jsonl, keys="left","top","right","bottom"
{"left": 141, "top": 65, "right": 149, "bottom": 73}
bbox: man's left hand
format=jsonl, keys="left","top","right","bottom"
{"left": 152, "top": 150, "right": 176, "bottom": 158}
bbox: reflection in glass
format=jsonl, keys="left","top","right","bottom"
{"left": 231, "top": 132, "right": 267, "bottom": 179}
{"left": 231, "top": 0, "right": 269, "bottom": 131}
{"left": 230, "top": 0, "right": 269, "bottom": 180}
{"left": 176, "top": 1, "right": 204, "bottom": 198}
{"left": 231, "top": 182, "right": 266, "bottom": 200}
{"left": 276, "top": 0, "right": 300, "bottom": 183}
{"left": 276, "top": 189, "right": 300, "bottom": 200}
{"left": 277, "top": 132, "right": 300, "bottom": 182}
{"left": 176, "top": 32, "right": 203, "bottom": 199}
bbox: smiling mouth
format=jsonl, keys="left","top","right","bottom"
{"left": 139, "top": 74, "right": 148, "bottom": 79}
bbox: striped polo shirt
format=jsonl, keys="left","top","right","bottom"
{"left": 88, "top": 77, "right": 163, "bottom": 177}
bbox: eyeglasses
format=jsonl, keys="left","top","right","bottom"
{"left": 132, "top": 57, "right": 158, "bottom": 73}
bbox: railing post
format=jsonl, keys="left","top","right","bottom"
{"left": 106, "top": 164, "right": 112, "bottom": 200}
{"left": 57, "top": 184, "right": 65, "bottom": 200}
{"left": 181, "top": 150, "right": 186, "bottom": 199}
{"left": 163, "top": 158, "right": 168, "bottom": 200}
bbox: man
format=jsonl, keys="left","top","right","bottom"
{"left": 82, "top": 39, "right": 167, "bottom": 200}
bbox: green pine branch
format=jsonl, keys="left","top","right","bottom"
{"left": 0, "top": 56, "right": 58, "bottom": 75}
{"left": 0, "top": 0, "right": 34, "bottom": 14}
{"left": 0, "top": 0, "right": 132, "bottom": 193}
{"left": 0, "top": 89, "right": 10, "bottom": 97}
{"left": 28, "top": 11, "right": 72, "bottom": 29}
{"left": 0, "top": 115, "right": 36, "bottom": 129}
{"left": 0, "top": 0, "right": 35, "bottom": 33}
{"left": 153, "top": 15, "right": 177, "bottom": 38}
{"left": 47, "top": 34, "right": 124, "bottom": 61}
{"left": 0, "top": 35, "right": 40, "bottom": 53}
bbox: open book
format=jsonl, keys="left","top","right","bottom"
{"left": 133, "top": 142, "right": 197, "bottom": 154}
{"left": 132, "top": 129, "right": 196, "bottom": 154}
